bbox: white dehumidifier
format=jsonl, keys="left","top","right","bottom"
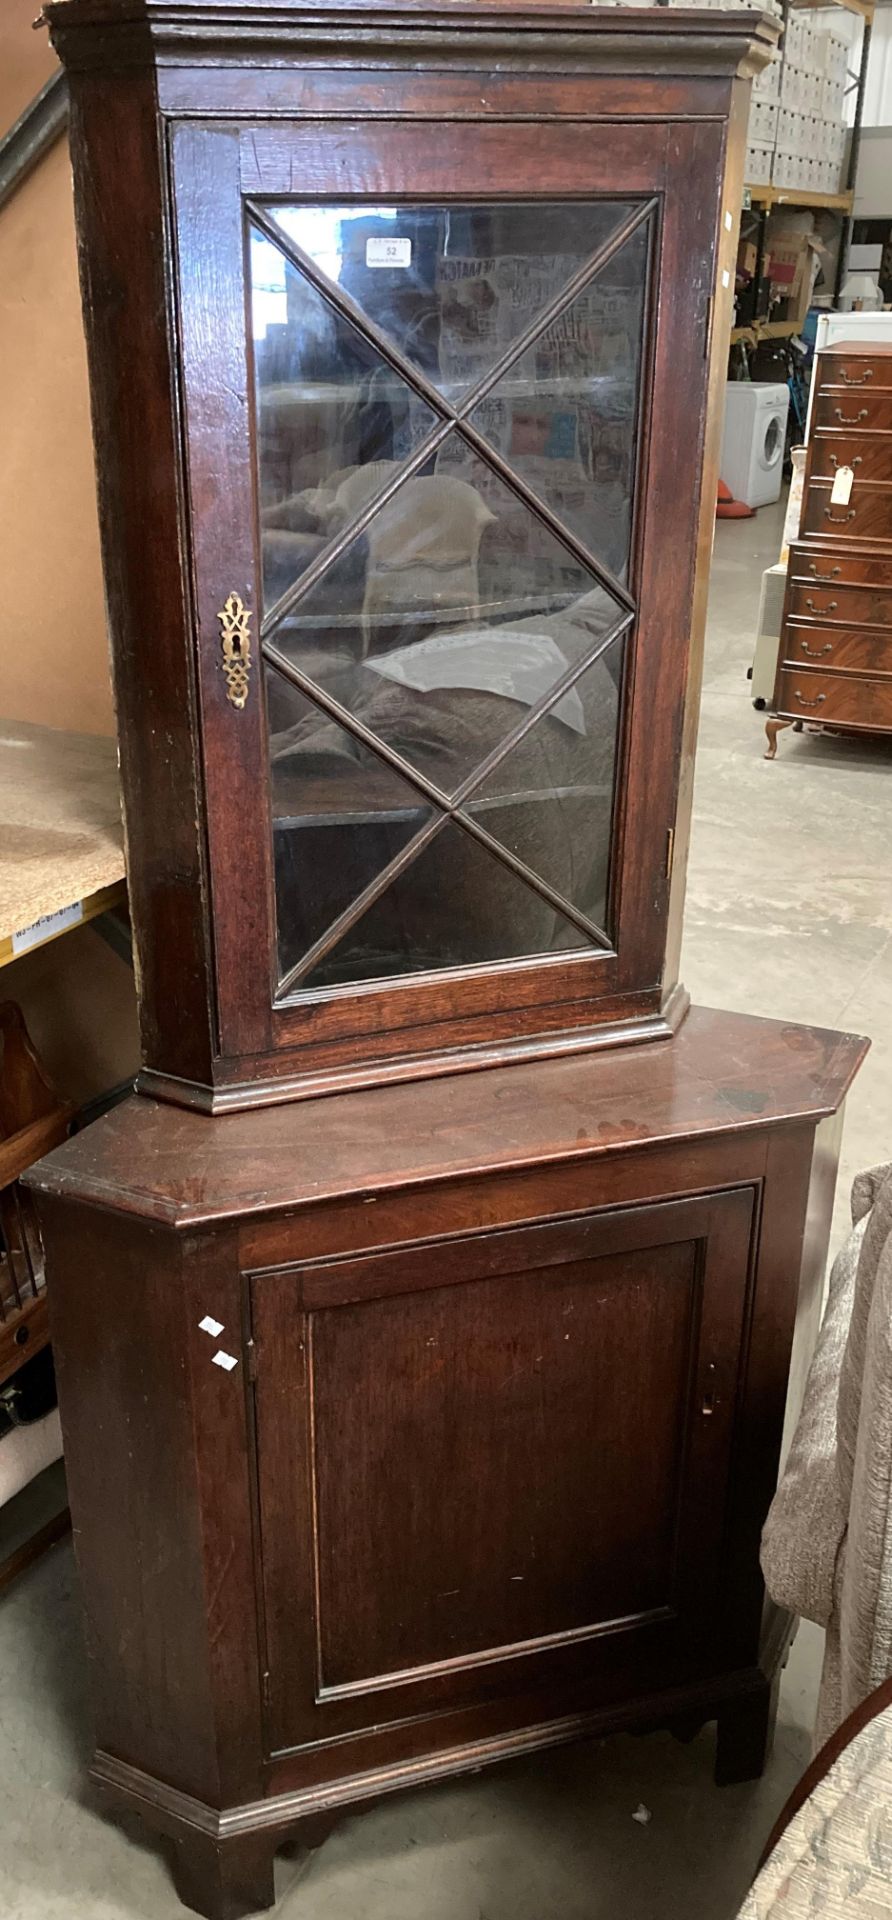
{"left": 720, "top": 382, "right": 789, "bottom": 509}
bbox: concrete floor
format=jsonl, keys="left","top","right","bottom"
{"left": 2, "top": 495, "right": 891, "bottom": 1919}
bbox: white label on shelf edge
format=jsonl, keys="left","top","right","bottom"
{"left": 12, "top": 899, "right": 84, "bottom": 955}
{"left": 830, "top": 465, "right": 854, "bottom": 506}
{"left": 721, "top": 268, "right": 731, "bottom": 289}
{"left": 725, "top": 211, "right": 734, "bottom": 231}
{"left": 365, "top": 236, "right": 412, "bottom": 268}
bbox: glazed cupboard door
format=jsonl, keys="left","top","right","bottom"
{"left": 170, "top": 118, "right": 724, "bottom": 1078}
{"left": 249, "top": 1186, "right": 754, "bottom": 1762}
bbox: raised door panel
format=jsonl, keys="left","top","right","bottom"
{"left": 250, "top": 1186, "right": 754, "bottom": 1760}
{"left": 170, "top": 114, "right": 725, "bottom": 1083}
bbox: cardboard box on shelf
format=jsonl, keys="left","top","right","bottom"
{"left": 737, "top": 237, "right": 759, "bottom": 279}
{"left": 746, "top": 139, "right": 774, "bottom": 188}
{"left": 748, "top": 96, "right": 778, "bottom": 143}
{"left": 753, "top": 56, "right": 781, "bottom": 100}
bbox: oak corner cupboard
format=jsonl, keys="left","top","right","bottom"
{"left": 49, "top": 0, "right": 777, "bottom": 1113}
{"left": 26, "top": 5, "right": 870, "bottom": 1919}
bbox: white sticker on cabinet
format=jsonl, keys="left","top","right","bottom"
{"left": 366, "top": 236, "right": 412, "bottom": 268}
{"left": 199, "top": 1315, "right": 224, "bottom": 1337}
{"left": 212, "top": 1351, "right": 239, "bottom": 1372}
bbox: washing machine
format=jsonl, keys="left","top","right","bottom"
{"left": 720, "top": 382, "right": 789, "bottom": 509}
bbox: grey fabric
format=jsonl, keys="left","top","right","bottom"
{"left": 760, "top": 1164, "right": 892, "bottom": 1749}
{"left": 738, "top": 1696, "right": 892, "bottom": 1917}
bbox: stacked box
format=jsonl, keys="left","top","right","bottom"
{"left": 746, "top": 141, "right": 773, "bottom": 187}
{"left": 741, "top": 5, "right": 852, "bottom": 199}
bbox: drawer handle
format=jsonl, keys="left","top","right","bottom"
{"left": 834, "top": 408, "right": 869, "bottom": 424}
{"left": 839, "top": 368, "right": 874, "bottom": 387}
{"left": 794, "top": 690, "right": 827, "bottom": 708}
{"left": 824, "top": 507, "right": 856, "bottom": 524}
{"left": 801, "top": 639, "right": 833, "bottom": 657}
{"left": 808, "top": 563, "right": 841, "bottom": 579}
{"left": 804, "top": 597, "right": 837, "bottom": 612}
{"left": 830, "top": 454, "right": 862, "bottom": 470}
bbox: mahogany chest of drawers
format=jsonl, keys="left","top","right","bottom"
{"left": 769, "top": 341, "right": 892, "bottom": 756}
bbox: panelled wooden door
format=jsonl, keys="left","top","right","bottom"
{"left": 249, "top": 1186, "right": 754, "bottom": 1759}
{"left": 170, "top": 117, "right": 724, "bottom": 1075}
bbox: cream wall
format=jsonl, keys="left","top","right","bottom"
{"left": 0, "top": 6, "right": 137, "bottom": 1099}
{"left": 1, "top": 1, "right": 114, "bottom": 737}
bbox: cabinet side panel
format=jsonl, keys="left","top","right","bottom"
{"left": 64, "top": 68, "right": 215, "bottom": 1082}
{"left": 662, "top": 82, "right": 749, "bottom": 995}
{"left": 37, "top": 1197, "right": 223, "bottom": 1803}
{"left": 720, "top": 1121, "right": 828, "bottom": 1663}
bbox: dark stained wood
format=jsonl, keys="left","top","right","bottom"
{"left": 171, "top": 1831, "right": 277, "bottom": 1920}
{"left": 25, "top": 1006, "right": 866, "bottom": 1227}
{"left": 46, "top": 1, "right": 778, "bottom": 81}
{"left": 254, "top": 1189, "right": 752, "bottom": 1751}
{"left": 61, "top": 68, "right": 216, "bottom": 1084}
{"left": 715, "top": 1667, "right": 782, "bottom": 1787}
{"left": 28, "top": 11, "right": 865, "bottom": 1918}
{"left": 28, "top": 1003, "right": 863, "bottom": 1915}
{"left": 47, "top": 0, "right": 777, "bottom": 1109}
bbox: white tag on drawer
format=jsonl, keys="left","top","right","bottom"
{"left": 830, "top": 465, "right": 855, "bottom": 506}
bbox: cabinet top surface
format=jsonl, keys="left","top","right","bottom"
{"left": 25, "top": 1007, "right": 866, "bottom": 1227}
{"left": 44, "top": 0, "right": 779, "bottom": 68}
{"left": 822, "top": 342, "right": 892, "bottom": 357}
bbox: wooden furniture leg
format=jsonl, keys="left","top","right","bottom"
{"left": 764, "top": 718, "right": 793, "bottom": 760}
{"left": 715, "top": 1671, "right": 782, "bottom": 1786}
{"left": 170, "top": 1831, "right": 277, "bottom": 1920}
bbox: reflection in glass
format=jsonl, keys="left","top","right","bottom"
{"left": 252, "top": 198, "right": 646, "bottom": 994}
{"left": 251, "top": 227, "right": 438, "bottom": 611}
{"left": 465, "top": 222, "right": 648, "bottom": 579}
{"left": 300, "top": 820, "right": 591, "bottom": 991}
{"left": 268, "top": 674, "right": 432, "bottom": 982}
{"left": 267, "top": 202, "right": 638, "bottom": 401}
{"left": 462, "top": 635, "right": 625, "bottom": 932}
{"left": 267, "top": 438, "right": 624, "bottom": 797}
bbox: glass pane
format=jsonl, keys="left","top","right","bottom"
{"left": 466, "top": 220, "right": 649, "bottom": 580}
{"left": 250, "top": 226, "right": 439, "bottom": 612}
{"left": 461, "top": 635, "right": 625, "bottom": 933}
{"left": 266, "top": 436, "right": 625, "bottom": 797}
{"left": 268, "top": 672, "right": 434, "bottom": 984}
{"left": 267, "top": 202, "right": 638, "bottom": 403}
{"left": 300, "top": 820, "right": 592, "bottom": 992}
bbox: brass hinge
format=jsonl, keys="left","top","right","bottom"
{"left": 245, "top": 1338, "right": 258, "bottom": 1384}
{"left": 665, "top": 827, "right": 675, "bottom": 883}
